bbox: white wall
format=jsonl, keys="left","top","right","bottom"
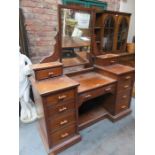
{"left": 120, "top": 0, "right": 135, "bottom": 43}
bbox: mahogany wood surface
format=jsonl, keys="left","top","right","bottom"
{"left": 30, "top": 4, "right": 135, "bottom": 155}
{"left": 99, "top": 64, "right": 134, "bottom": 75}
{"left": 31, "top": 61, "right": 134, "bottom": 154}
{"left": 32, "top": 62, "right": 62, "bottom": 71}
{"left": 30, "top": 75, "right": 79, "bottom": 96}
{"left": 70, "top": 71, "right": 116, "bottom": 93}
{"left": 94, "top": 64, "right": 134, "bottom": 115}
{"left": 31, "top": 62, "right": 63, "bottom": 81}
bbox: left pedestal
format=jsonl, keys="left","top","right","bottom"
{"left": 30, "top": 62, "right": 81, "bottom": 155}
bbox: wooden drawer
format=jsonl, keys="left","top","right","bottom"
{"left": 35, "top": 67, "right": 62, "bottom": 80}
{"left": 118, "top": 73, "right": 134, "bottom": 91}
{"left": 119, "top": 73, "right": 134, "bottom": 82}
{"left": 96, "top": 57, "right": 118, "bottom": 66}
{"left": 115, "top": 90, "right": 131, "bottom": 113}
{"left": 48, "top": 111, "right": 76, "bottom": 132}
{"left": 45, "top": 89, "right": 75, "bottom": 106}
{"left": 47, "top": 101, "right": 75, "bottom": 117}
{"left": 118, "top": 54, "right": 134, "bottom": 62}
{"left": 79, "top": 84, "right": 115, "bottom": 103}
{"left": 50, "top": 123, "right": 76, "bottom": 146}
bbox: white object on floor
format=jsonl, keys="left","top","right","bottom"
{"left": 19, "top": 52, "right": 38, "bottom": 123}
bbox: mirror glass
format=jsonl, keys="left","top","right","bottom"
{"left": 60, "top": 8, "right": 92, "bottom": 69}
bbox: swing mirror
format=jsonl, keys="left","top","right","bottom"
{"left": 58, "top": 5, "right": 94, "bottom": 73}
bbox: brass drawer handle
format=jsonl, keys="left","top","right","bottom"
{"left": 59, "top": 107, "right": 67, "bottom": 112}
{"left": 58, "top": 95, "right": 67, "bottom": 100}
{"left": 85, "top": 94, "right": 91, "bottom": 98}
{"left": 105, "top": 87, "right": 111, "bottom": 91}
{"left": 125, "top": 76, "right": 131, "bottom": 80}
{"left": 48, "top": 72, "right": 54, "bottom": 77}
{"left": 110, "top": 60, "right": 116, "bottom": 63}
{"left": 60, "top": 120, "right": 68, "bottom": 125}
{"left": 121, "top": 105, "right": 127, "bottom": 109}
{"left": 124, "top": 85, "right": 129, "bottom": 89}
{"left": 122, "top": 95, "right": 127, "bottom": 99}
{"left": 61, "top": 132, "right": 69, "bottom": 138}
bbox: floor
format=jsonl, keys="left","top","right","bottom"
{"left": 19, "top": 98, "right": 135, "bottom": 155}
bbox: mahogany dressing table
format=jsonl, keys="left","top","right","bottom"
{"left": 30, "top": 5, "right": 135, "bottom": 155}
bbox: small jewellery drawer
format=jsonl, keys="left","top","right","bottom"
{"left": 47, "top": 102, "right": 75, "bottom": 117}
{"left": 35, "top": 67, "right": 62, "bottom": 80}
{"left": 48, "top": 111, "right": 76, "bottom": 132}
{"left": 100, "top": 58, "right": 118, "bottom": 66}
{"left": 79, "top": 84, "right": 115, "bottom": 103}
{"left": 108, "top": 58, "right": 118, "bottom": 65}
{"left": 50, "top": 123, "right": 76, "bottom": 146}
{"left": 45, "top": 89, "right": 75, "bottom": 106}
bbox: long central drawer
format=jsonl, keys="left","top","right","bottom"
{"left": 79, "top": 84, "right": 116, "bottom": 104}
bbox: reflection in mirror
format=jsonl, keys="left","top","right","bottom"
{"left": 61, "top": 8, "right": 91, "bottom": 69}
{"left": 117, "top": 17, "right": 128, "bottom": 50}
{"left": 103, "top": 16, "right": 115, "bottom": 51}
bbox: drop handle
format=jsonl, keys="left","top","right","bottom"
{"left": 85, "top": 94, "right": 91, "bottom": 98}
{"left": 125, "top": 76, "right": 131, "bottom": 80}
{"left": 61, "top": 133, "right": 69, "bottom": 138}
{"left": 124, "top": 85, "right": 129, "bottom": 89}
{"left": 48, "top": 72, "right": 54, "bottom": 77}
{"left": 58, "top": 95, "right": 67, "bottom": 100}
{"left": 105, "top": 87, "right": 111, "bottom": 91}
{"left": 122, "top": 95, "right": 127, "bottom": 99}
{"left": 60, "top": 120, "right": 68, "bottom": 125}
{"left": 59, "top": 107, "right": 67, "bottom": 112}
{"left": 121, "top": 105, "right": 127, "bottom": 109}
{"left": 110, "top": 60, "right": 116, "bottom": 63}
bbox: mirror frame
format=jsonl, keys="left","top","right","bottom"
{"left": 58, "top": 4, "right": 95, "bottom": 68}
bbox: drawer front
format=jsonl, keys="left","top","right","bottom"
{"left": 115, "top": 90, "right": 131, "bottom": 113}
{"left": 45, "top": 89, "right": 75, "bottom": 106}
{"left": 79, "top": 84, "right": 115, "bottom": 103}
{"left": 116, "top": 102, "right": 129, "bottom": 113}
{"left": 96, "top": 58, "right": 118, "bottom": 66}
{"left": 35, "top": 67, "right": 62, "bottom": 80}
{"left": 48, "top": 111, "right": 76, "bottom": 132}
{"left": 108, "top": 58, "right": 118, "bottom": 65}
{"left": 50, "top": 123, "right": 76, "bottom": 146}
{"left": 118, "top": 55, "right": 134, "bottom": 62}
{"left": 118, "top": 73, "right": 134, "bottom": 91}
{"left": 47, "top": 102, "right": 75, "bottom": 117}
{"left": 119, "top": 73, "right": 134, "bottom": 82}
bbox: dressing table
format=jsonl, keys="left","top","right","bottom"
{"left": 30, "top": 5, "right": 135, "bottom": 155}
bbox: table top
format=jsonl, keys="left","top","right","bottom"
{"left": 30, "top": 75, "right": 79, "bottom": 96}
{"left": 31, "top": 62, "right": 62, "bottom": 71}
{"left": 70, "top": 71, "right": 116, "bottom": 93}
{"left": 101, "top": 64, "right": 134, "bottom": 75}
